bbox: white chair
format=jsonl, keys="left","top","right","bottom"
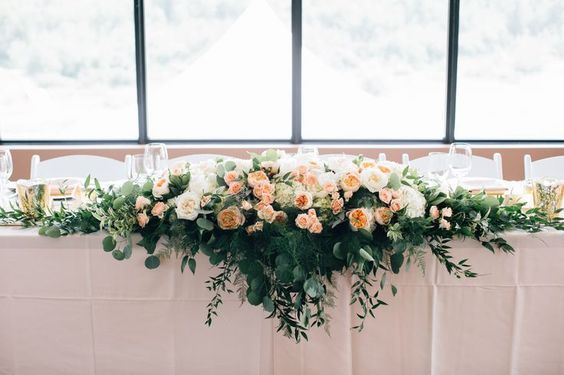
{"left": 378, "top": 153, "right": 386, "bottom": 161}
{"left": 524, "top": 155, "right": 564, "bottom": 180}
{"left": 168, "top": 154, "right": 235, "bottom": 166}
{"left": 403, "top": 152, "right": 504, "bottom": 179}
{"left": 30, "top": 154, "right": 128, "bottom": 181}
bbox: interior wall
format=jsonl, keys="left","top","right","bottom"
{"left": 7, "top": 145, "right": 564, "bottom": 181}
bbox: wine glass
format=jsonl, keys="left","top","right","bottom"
{"left": 427, "top": 152, "right": 449, "bottom": 182}
{"left": 127, "top": 154, "right": 147, "bottom": 180}
{"left": 448, "top": 143, "right": 472, "bottom": 185}
{"left": 144, "top": 143, "right": 168, "bottom": 177}
{"left": 0, "top": 149, "right": 13, "bottom": 195}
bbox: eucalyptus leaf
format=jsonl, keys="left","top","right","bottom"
{"left": 102, "top": 235, "right": 116, "bottom": 252}
{"left": 196, "top": 218, "right": 214, "bottom": 231}
{"left": 144, "top": 255, "right": 160, "bottom": 269}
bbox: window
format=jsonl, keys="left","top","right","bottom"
{"left": 302, "top": 0, "right": 448, "bottom": 140}
{"left": 456, "top": 0, "right": 564, "bottom": 140}
{"left": 0, "top": 1, "right": 138, "bottom": 141}
{"left": 0, "top": 0, "right": 561, "bottom": 143}
{"left": 145, "top": 0, "right": 291, "bottom": 140}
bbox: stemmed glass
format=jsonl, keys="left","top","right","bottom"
{"left": 143, "top": 143, "right": 168, "bottom": 177}
{"left": 448, "top": 143, "right": 472, "bottom": 186}
{"left": 127, "top": 154, "right": 147, "bottom": 181}
{"left": 427, "top": 152, "right": 449, "bottom": 182}
{"left": 0, "top": 149, "right": 13, "bottom": 195}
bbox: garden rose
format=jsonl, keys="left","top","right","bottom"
{"left": 253, "top": 182, "right": 275, "bottom": 199}
{"left": 340, "top": 172, "right": 361, "bottom": 192}
{"left": 258, "top": 204, "right": 276, "bottom": 223}
{"left": 227, "top": 181, "right": 243, "bottom": 195}
{"left": 175, "top": 191, "right": 201, "bottom": 221}
{"left": 247, "top": 170, "right": 269, "bottom": 187}
{"left": 137, "top": 212, "right": 149, "bottom": 228}
{"left": 331, "top": 198, "right": 344, "bottom": 214}
{"left": 260, "top": 161, "right": 279, "bottom": 174}
{"left": 151, "top": 201, "right": 167, "bottom": 218}
{"left": 224, "top": 170, "right": 239, "bottom": 185}
{"left": 295, "top": 213, "right": 312, "bottom": 229}
{"left": 274, "top": 211, "right": 287, "bottom": 223}
{"left": 200, "top": 195, "right": 212, "bottom": 208}
{"left": 429, "top": 206, "right": 440, "bottom": 219}
{"left": 378, "top": 188, "right": 393, "bottom": 204}
{"left": 374, "top": 207, "right": 393, "bottom": 225}
{"left": 217, "top": 206, "right": 245, "bottom": 230}
{"left": 441, "top": 207, "right": 453, "bottom": 218}
{"left": 294, "top": 191, "right": 313, "bottom": 210}
{"left": 135, "top": 196, "right": 151, "bottom": 211}
{"left": 439, "top": 218, "right": 451, "bottom": 230}
{"left": 309, "top": 220, "right": 323, "bottom": 234}
{"left": 152, "top": 177, "right": 170, "bottom": 198}
{"left": 348, "top": 208, "right": 373, "bottom": 231}
{"left": 360, "top": 168, "right": 389, "bottom": 193}
{"left": 241, "top": 200, "right": 253, "bottom": 211}
{"left": 389, "top": 199, "right": 402, "bottom": 212}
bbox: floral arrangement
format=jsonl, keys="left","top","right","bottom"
{"left": 1, "top": 150, "right": 562, "bottom": 341}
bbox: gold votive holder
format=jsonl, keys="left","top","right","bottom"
{"left": 16, "top": 179, "right": 51, "bottom": 214}
{"left": 532, "top": 177, "right": 563, "bottom": 219}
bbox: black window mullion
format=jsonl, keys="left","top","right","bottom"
{"left": 134, "top": 0, "right": 148, "bottom": 144}
{"left": 445, "top": 0, "right": 460, "bottom": 143}
{"left": 291, "top": 0, "right": 302, "bottom": 144}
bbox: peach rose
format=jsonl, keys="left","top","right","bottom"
{"left": 305, "top": 173, "right": 319, "bottom": 187}
{"left": 429, "top": 206, "right": 440, "bottom": 219}
{"left": 253, "top": 182, "right": 275, "bottom": 199}
{"left": 241, "top": 200, "right": 253, "bottom": 211}
{"left": 217, "top": 206, "right": 245, "bottom": 230}
{"left": 294, "top": 191, "right": 313, "bottom": 210}
{"left": 200, "top": 195, "right": 212, "bottom": 208}
{"left": 224, "top": 170, "right": 240, "bottom": 185}
{"left": 246, "top": 221, "right": 264, "bottom": 234}
{"left": 137, "top": 212, "right": 149, "bottom": 228}
{"left": 135, "top": 196, "right": 151, "bottom": 211}
{"left": 340, "top": 172, "right": 361, "bottom": 192}
{"left": 247, "top": 170, "right": 269, "bottom": 187}
{"left": 262, "top": 193, "right": 275, "bottom": 205}
{"left": 331, "top": 198, "right": 344, "bottom": 214}
{"left": 227, "top": 181, "right": 243, "bottom": 195}
{"left": 374, "top": 207, "right": 393, "bottom": 226}
{"left": 309, "top": 220, "right": 323, "bottom": 234}
{"left": 151, "top": 201, "right": 167, "bottom": 218}
{"left": 274, "top": 211, "right": 288, "bottom": 223}
{"left": 322, "top": 181, "right": 337, "bottom": 193}
{"left": 348, "top": 208, "right": 373, "bottom": 231}
{"left": 307, "top": 208, "right": 317, "bottom": 217}
{"left": 439, "top": 218, "right": 451, "bottom": 230}
{"left": 441, "top": 207, "right": 453, "bottom": 218}
{"left": 296, "top": 165, "right": 308, "bottom": 175}
{"left": 389, "top": 199, "right": 402, "bottom": 212}
{"left": 295, "top": 213, "right": 312, "bottom": 229}
{"left": 258, "top": 204, "right": 276, "bottom": 223}
{"left": 378, "top": 188, "right": 393, "bottom": 204}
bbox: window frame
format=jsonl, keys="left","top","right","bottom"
{"left": 0, "top": 0, "right": 562, "bottom": 145}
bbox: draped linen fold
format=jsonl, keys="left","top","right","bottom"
{"left": 0, "top": 227, "right": 563, "bottom": 375}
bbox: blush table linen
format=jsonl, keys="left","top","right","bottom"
{"left": 0, "top": 227, "right": 563, "bottom": 375}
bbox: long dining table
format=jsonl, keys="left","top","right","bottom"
{"left": 0, "top": 226, "right": 563, "bottom": 375}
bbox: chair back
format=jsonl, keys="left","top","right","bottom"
{"left": 30, "top": 155, "right": 127, "bottom": 181}
{"left": 404, "top": 153, "right": 503, "bottom": 179}
{"left": 524, "top": 155, "right": 564, "bottom": 180}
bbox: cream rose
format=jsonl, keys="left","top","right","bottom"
{"left": 217, "top": 206, "right": 245, "bottom": 230}
{"left": 378, "top": 188, "right": 393, "bottom": 204}
{"left": 340, "top": 172, "right": 362, "bottom": 192}
{"left": 429, "top": 206, "right": 440, "bottom": 220}
{"left": 439, "top": 218, "right": 451, "bottom": 230}
{"left": 360, "top": 167, "right": 389, "bottom": 193}
{"left": 224, "top": 170, "right": 240, "bottom": 185}
{"left": 152, "top": 177, "right": 170, "bottom": 198}
{"left": 308, "top": 220, "right": 323, "bottom": 234}
{"left": 295, "top": 213, "right": 312, "bottom": 229}
{"left": 175, "top": 191, "right": 201, "bottom": 221}
{"left": 227, "top": 181, "right": 243, "bottom": 195}
{"left": 441, "top": 207, "right": 453, "bottom": 218}
{"left": 331, "top": 198, "right": 344, "bottom": 214}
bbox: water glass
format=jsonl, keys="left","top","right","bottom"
{"left": 144, "top": 143, "right": 168, "bottom": 177}
{"left": 0, "top": 149, "right": 13, "bottom": 194}
{"left": 448, "top": 143, "right": 472, "bottom": 182}
{"left": 16, "top": 179, "right": 51, "bottom": 214}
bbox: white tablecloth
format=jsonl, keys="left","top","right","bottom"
{"left": 0, "top": 227, "right": 563, "bottom": 375}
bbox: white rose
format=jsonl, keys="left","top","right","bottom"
{"left": 325, "top": 157, "right": 358, "bottom": 174}
{"left": 376, "top": 161, "right": 405, "bottom": 175}
{"left": 278, "top": 158, "right": 298, "bottom": 176}
{"left": 235, "top": 159, "right": 252, "bottom": 174}
{"left": 360, "top": 167, "right": 389, "bottom": 193}
{"left": 175, "top": 191, "right": 201, "bottom": 221}
{"left": 152, "top": 177, "right": 170, "bottom": 198}
{"left": 189, "top": 174, "right": 217, "bottom": 195}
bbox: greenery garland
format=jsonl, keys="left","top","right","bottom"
{"left": 1, "top": 150, "right": 562, "bottom": 341}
